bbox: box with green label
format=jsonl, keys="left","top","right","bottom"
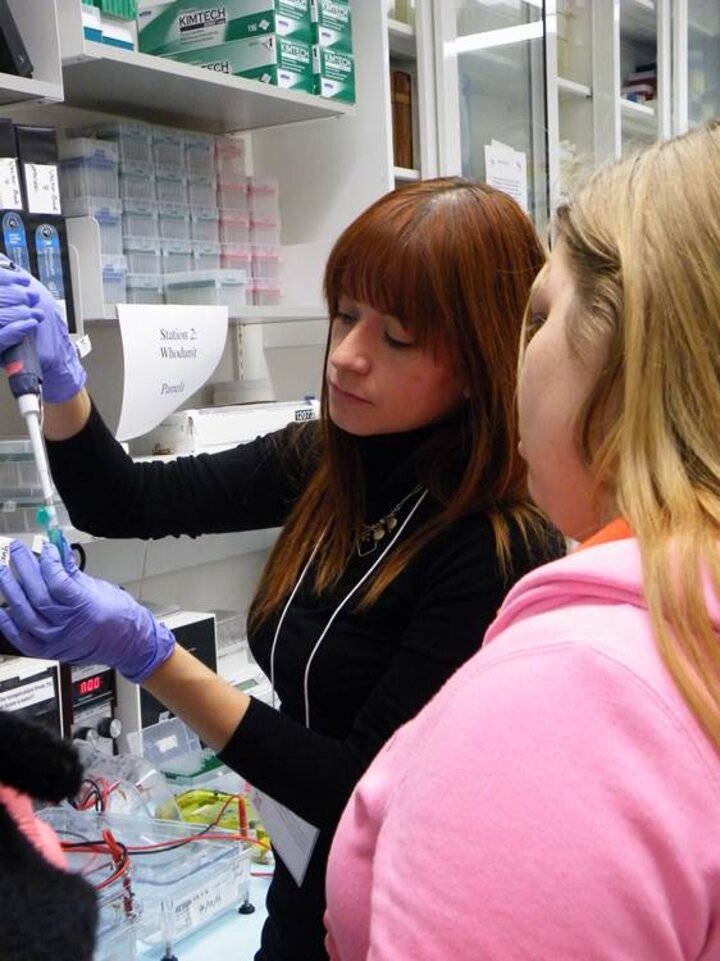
{"left": 138, "top": 0, "right": 312, "bottom": 57}
{"left": 312, "top": 44, "right": 355, "bottom": 103}
{"left": 310, "top": 0, "right": 352, "bottom": 54}
{"left": 171, "top": 34, "right": 314, "bottom": 92}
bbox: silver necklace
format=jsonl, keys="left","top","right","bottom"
{"left": 357, "top": 483, "right": 425, "bottom": 557}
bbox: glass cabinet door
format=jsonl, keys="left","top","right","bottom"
{"left": 619, "top": 0, "right": 671, "bottom": 154}
{"left": 436, "top": 0, "right": 549, "bottom": 230}
{"left": 676, "top": 0, "right": 720, "bottom": 130}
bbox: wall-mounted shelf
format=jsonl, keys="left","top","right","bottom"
{"left": 621, "top": 96, "right": 657, "bottom": 136}
{"left": 387, "top": 18, "right": 417, "bottom": 60}
{"left": 393, "top": 165, "right": 420, "bottom": 181}
{"left": 0, "top": 0, "right": 64, "bottom": 107}
{"left": 57, "top": 0, "right": 354, "bottom": 133}
{"left": 557, "top": 77, "right": 592, "bottom": 100}
{"left": 0, "top": 73, "right": 63, "bottom": 108}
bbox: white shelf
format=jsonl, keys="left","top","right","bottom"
{"left": 60, "top": 43, "right": 353, "bottom": 133}
{"left": 387, "top": 18, "right": 417, "bottom": 60}
{"left": 557, "top": 77, "right": 592, "bottom": 100}
{"left": 0, "top": 73, "right": 63, "bottom": 107}
{"left": 393, "top": 166, "right": 421, "bottom": 181}
{"left": 621, "top": 0, "right": 657, "bottom": 45}
{"left": 620, "top": 97, "right": 657, "bottom": 136}
{"left": 229, "top": 306, "right": 326, "bottom": 325}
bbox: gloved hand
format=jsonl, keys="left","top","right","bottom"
{"left": 0, "top": 540, "right": 175, "bottom": 683}
{"left": 0, "top": 261, "right": 86, "bottom": 403}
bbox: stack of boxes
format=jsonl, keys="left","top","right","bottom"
{"left": 311, "top": 0, "right": 354, "bottom": 104}
{"left": 137, "top": 1, "right": 315, "bottom": 94}
{"left": 58, "top": 123, "right": 283, "bottom": 311}
{"left": 135, "top": 0, "right": 354, "bottom": 102}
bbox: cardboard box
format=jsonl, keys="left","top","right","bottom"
{"left": 138, "top": 0, "right": 312, "bottom": 56}
{"left": 312, "top": 45, "right": 355, "bottom": 103}
{"left": 310, "top": 0, "right": 352, "bottom": 53}
{"left": 173, "top": 34, "right": 314, "bottom": 92}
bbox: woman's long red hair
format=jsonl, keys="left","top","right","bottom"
{"left": 249, "top": 178, "right": 546, "bottom": 630}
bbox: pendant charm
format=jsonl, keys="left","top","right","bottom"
{"left": 385, "top": 516, "right": 398, "bottom": 532}
{"left": 372, "top": 525, "right": 385, "bottom": 542}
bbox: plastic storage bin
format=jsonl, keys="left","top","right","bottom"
{"left": 102, "top": 255, "right": 127, "bottom": 305}
{"left": 185, "top": 131, "right": 215, "bottom": 173}
{"left": 165, "top": 269, "right": 247, "bottom": 313}
{"left": 59, "top": 137, "right": 119, "bottom": 165}
{"left": 219, "top": 214, "right": 249, "bottom": 245}
{"left": 121, "top": 199, "right": 158, "bottom": 239}
{"left": 38, "top": 807, "right": 252, "bottom": 948}
{"left": 161, "top": 240, "right": 193, "bottom": 274}
{"left": 192, "top": 241, "right": 221, "bottom": 271}
{"left": 217, "top": 180, "right": 248, "bottom": 213}
{"left": 119, "top": 160, "right": 155, "bottom": 201}
{"left": 0, "top": 439, "right": 44, "bottom": 499}
{"left": 154, "top": 165, "right": 188, "bottom": 204}
{"left": 123, "top": 236, "right": 160, "bottom": 274}
{"left": 90, "top": 120, "right": 153, "bottom": 164}
{"left": 251, "top": 245, "right": 282, "bottom": 280}
{"left": 220, "top": 242, "right": 250, "bottom": 274}
{"left": 60, "top": 156, "right": 119, "bottom": 200}
{"left": 215, "top": 135, "right": 246, "bottom": 181}
{"left": 187, "top": 171, "right": 217, "bottom": 208}
{"left": 249, "top": 216, "right": 281, "bottom": 246}
{"left": 64, "top": 197, "right": 123, "bottom": 256}
{"left": 249, "top": 279, "right": 283, "bottom": 307}
{"left": 126, "top": 273, "right": 164, "bottom": 305}
{"left": 158, "top": 203, "right": 190, "bottom": 240}
{"left": 152, "top": 126, "right": 185, "bottom": 168}
{"left": 189, "top": 205, "right": 220, "bottom": 243}
{"left": 0, "top": 499, "right": 70, "bottom": 534}
{"left": 248, "top": 175, "right": 280, "bottom": 217}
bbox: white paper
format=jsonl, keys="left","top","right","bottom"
{"left": 115, "top": 304, "right": 228, "bottom": 441}
{"left": 0, "top": 676, "right": 55, "bottom": 712}
{"left": 484, "top": 140, "right": 528, "bottom": 213}
{"left": 0, "top": 158, "right": 22, "bottom": 210}
{"left": 250, "top": 787, "right": 319, "bottom": 887}
{"left": 23, "top": 163, "right": 62, "bottom": 215}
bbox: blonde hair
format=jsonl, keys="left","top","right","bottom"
{"left": 554, "top": 120, "right": 720, "bottom": 748}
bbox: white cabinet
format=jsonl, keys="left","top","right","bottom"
{"left": 433, "top": 0, "right": 714, "bottom": 222}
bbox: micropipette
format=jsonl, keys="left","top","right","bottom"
{"left": 0, "top": 255, "right": 63, "bottom": 550}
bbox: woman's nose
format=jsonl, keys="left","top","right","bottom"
{"left": 330, "top": 323, "right": 372, "bottom": 374}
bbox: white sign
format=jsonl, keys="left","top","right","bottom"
{"left": 23, "top": 163, "right": 62, "bottom": 215}
{"left": 250, "top": 787, "right": 319, "bottom": 887}
{"left": 0, "top": 158, "right": 22, "bottom": 210}
{"left": 115, "top": 304, "right": 228, "bottom": 441}
{"left": 0, "top": 676, "right": 55, "bottom": 712}
{"left": 484, "top": 140, "right": 528, "bottom": 213}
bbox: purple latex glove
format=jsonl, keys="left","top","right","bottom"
{"left": 0, "top": 261, "right": 86, "bottom": 403}
{"left": 0, "top": 541, "right": 175, "bottom": 683}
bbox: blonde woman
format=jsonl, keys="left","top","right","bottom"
{"left": 322, "top": 121, "right": 720, "bottom": 959}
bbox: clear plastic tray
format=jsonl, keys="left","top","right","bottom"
{"left": 189, "top": 205, "right": 220, "bottom": 243}
{"left": 165, "top": 269, "right": 247, "bottom": 313}
{"left": 248, "top": 175, "right": 280, "bottom": 217}
{"left": 89, "top": 120, "right": 153, "bottom": 165}
{"left": 187, "top": 174, "right": 217, "bottom": 208}
{"left": 219, "top": 214, "right": 250, "bottom": 245}
{"left": 152, "top": 126, "right": 185, "bottom": 168}
{"left": 157, "top": 203, "right": 190, "bottom": 240}
{"left": 249, "top": 216, "right": 281, "bottom": 246}
{"left": 121, "top": 200, "right": 158, "bottom": 240}
{"left": 251, "top": 244, "right": 282, "bottom": 280}
{"left": 220, "top": 242, "right": 250, "bottom": 272}
{"left": 192, "top": 241, "right": 221, "bottom": 271}
{"left": 215, "top": 135, "right": 246, "bottom": 181}
{"left": 126, "top": 273, "right": 164, "bottom": 305}
{"left": 185, "top": 132, "right": 215, "bottom": 173}
{"left": 102, "top": 255, "right": 127, "bottom": 305}
{"left": 65, "top": 197, "right": 124, "bottom": 255}
{"left": 249, "top": 280, "right": 283, "bottom": 307}
{"left": 217, "top": 181, "right": 248, "bottom": 213}
{"left": 119, "top": 161, "right": 155, "bottom": 202}
{"left": 39, "top": 806, "right": 252, "bottom": 947}
{"left": 60, "top": 157, "right": 119, "bottom": 201}
{"left": 0, "top": 499, "right": 70, "bottom": 534}
{"left": 154, "top": 165, "right": 188, "bottom": 204}
{"left": 59, "top": 137, "right": 119, "bottom": 165}
{"left": 161, "top": 240, "right": 193, "bottom": 274}
{"left": 123, "top": 236, "right": 161, "bottom": 274}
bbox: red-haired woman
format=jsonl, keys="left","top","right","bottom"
{"left": 0, "top": 178, "right": 562, "bottom": 961}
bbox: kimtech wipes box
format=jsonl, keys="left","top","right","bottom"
{"left": 310, "top": 0, "right": 352, "bottom": 53}
{"left": 138, "top": 0, "right": 313, "bottom": 57}
{"left": 313, "top": 45, "right": 354, "bottom": 103}
{"left": 172, "top": 34, "right": 314, "bottom": 90}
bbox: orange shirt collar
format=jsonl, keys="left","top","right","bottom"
{"left": 579, "top": 517, "right": 633, "bottom": 551}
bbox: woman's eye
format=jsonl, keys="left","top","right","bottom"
{"left": 525, "top": 312, "right": 546, "bottom": 343}
{"left": 384, "top": 330, "right": 415, "bottom": 349}
{"left": 335, "top": 311, "right": 356, "bottom": 326}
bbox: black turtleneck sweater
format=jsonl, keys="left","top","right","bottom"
{"left": 47, "top": 404, "right": 562, "bottom": 961}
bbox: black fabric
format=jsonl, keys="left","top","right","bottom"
{"left": 0, "top": 711, "right": 98, "bottom": 961}
{"left": 47, "top": 403, "right": 563, "bottom": 961}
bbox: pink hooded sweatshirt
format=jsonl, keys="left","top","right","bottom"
{"left": 325, "top": 537, "right": 720, "bottom": 960}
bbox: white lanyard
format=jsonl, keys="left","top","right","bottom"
{"left": 269, "top": 488, "right": 429, "bottom": 728}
